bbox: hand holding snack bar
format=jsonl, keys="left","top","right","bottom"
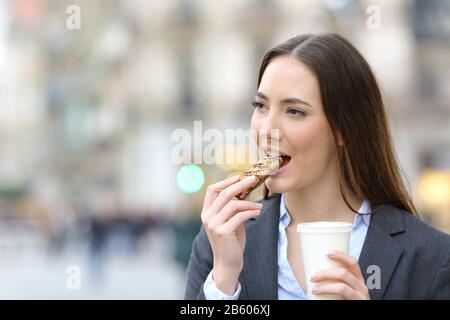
{"left": 200, "top": 155, "right": 282, "bottom": 295}
{"left": 236, "top": 155, "right": 283, "bottom": 200}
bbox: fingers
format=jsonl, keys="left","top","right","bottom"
{"left": 222, "top": 209, "right": 261, "bottom": 233}
{"left": 312, "top": 282, "right": 367, "bottom": 300}
{"left": 326, "top": 251, "right": 364, "bottom": 280}
{"left": 311, "top": 267, "right": 367, "bottom": 295}
{"left": 205, "top": 205, "right": 261, "bottom": 241}
{"left": 310, "top": 252, "right": 370, "bottom": 300}
{"left": 203, "top": 175, "right": 241, "bottom": 210}
{"left": 212, "top": 200, "right": 262, "bottom": 224}
{"left": 206, "top": 176, "right": 257, "bottom": 217}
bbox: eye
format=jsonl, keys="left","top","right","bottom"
{"left": 286, "top": 108, "right": 306, "bottom": 117}
{"left": 251, "top": 101, "right": 268, "bottom": 111}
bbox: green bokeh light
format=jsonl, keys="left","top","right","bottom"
{"left": 176, "top": 164, "right": 205, "bottom": 194}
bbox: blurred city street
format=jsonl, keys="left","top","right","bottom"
{"left": 0, "top": 225, "right": 186, "bottom": 299}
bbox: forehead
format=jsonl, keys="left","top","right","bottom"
{"left": 258, "top": 55, "right": 320, "bottom": 102}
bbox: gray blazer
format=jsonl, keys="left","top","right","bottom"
{"left": 184, "top": 194, "right": 450, "bottom": 300}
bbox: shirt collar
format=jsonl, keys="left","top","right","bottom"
{"left": 356, "top": 199, "right": 372, "bottom": 227}
{"left": 279, "top": 193, "right": 371, "bottom": 228}
{"left": 279, "top": 193, "right": 290, "bottom": 227}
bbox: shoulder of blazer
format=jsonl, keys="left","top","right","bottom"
{"left": 375, "top": 204, "right": 450, "bottom": 257}
{"left": 405, "top": 210, "right": 450, "bottom": 250}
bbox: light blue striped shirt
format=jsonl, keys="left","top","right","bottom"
{"left": 203, "top": 193, "right": 371, "bottom": 300}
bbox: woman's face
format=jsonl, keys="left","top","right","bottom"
{"left": 251, "top": 55, "right": 338, "bottom": 194}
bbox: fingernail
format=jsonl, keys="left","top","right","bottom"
{"left": 326, "top": 250, "right": 335, "bottom": 256}
{"left": 312, "top": 287, "right": 318, "bottom": 294}
{"left": 246, "top": 175, "right": 256, "bottom": 181}
{"left": 310, "top": 273, "right": 318, "bottom": 281}
{"left": 256, "top": 203, "right": 263, "bottom": 208}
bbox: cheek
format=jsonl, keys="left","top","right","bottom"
{"left": 290, "top": 127, "right": 315, "bottom": 150}
{"left": 288, "top": 120, "right": 334, "bottom": 156}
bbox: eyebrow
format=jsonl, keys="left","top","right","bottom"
{"left": 255, "top": 91, "right": 312, "bottom": 107}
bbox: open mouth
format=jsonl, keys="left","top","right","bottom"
{"left": 263, "top": 149, "right": 292, "bottom": 174}
{"left": 278, "top": 154, "right": 292, "bottom": 172}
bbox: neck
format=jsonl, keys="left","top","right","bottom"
{"left": 284, "top": 178, "right": 363, "bottom": 226}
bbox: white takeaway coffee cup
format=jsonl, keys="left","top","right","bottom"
{"left": 297, "top": 221, "right": 353, "bottom": 300}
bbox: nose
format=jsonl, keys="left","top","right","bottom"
{"left": 258, "top": 113, "right": 282, "bottom": 148}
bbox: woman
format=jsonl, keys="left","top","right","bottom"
{"left": 184, "top": 33, "right": 450, "bottom": 300}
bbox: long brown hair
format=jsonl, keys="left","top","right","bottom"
{"left": 258, "top": 33, "right": 418, "bottom": 216}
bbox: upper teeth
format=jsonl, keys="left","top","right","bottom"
{"left": 265, "top": 151, "right": 285, "bottom": 157}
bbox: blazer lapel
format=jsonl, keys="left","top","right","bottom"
{"left": 358, "top": 204, "right": 405, "bottom": 300}
{"left": 243, "top": 194, "right": 281, "bottom": 300}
